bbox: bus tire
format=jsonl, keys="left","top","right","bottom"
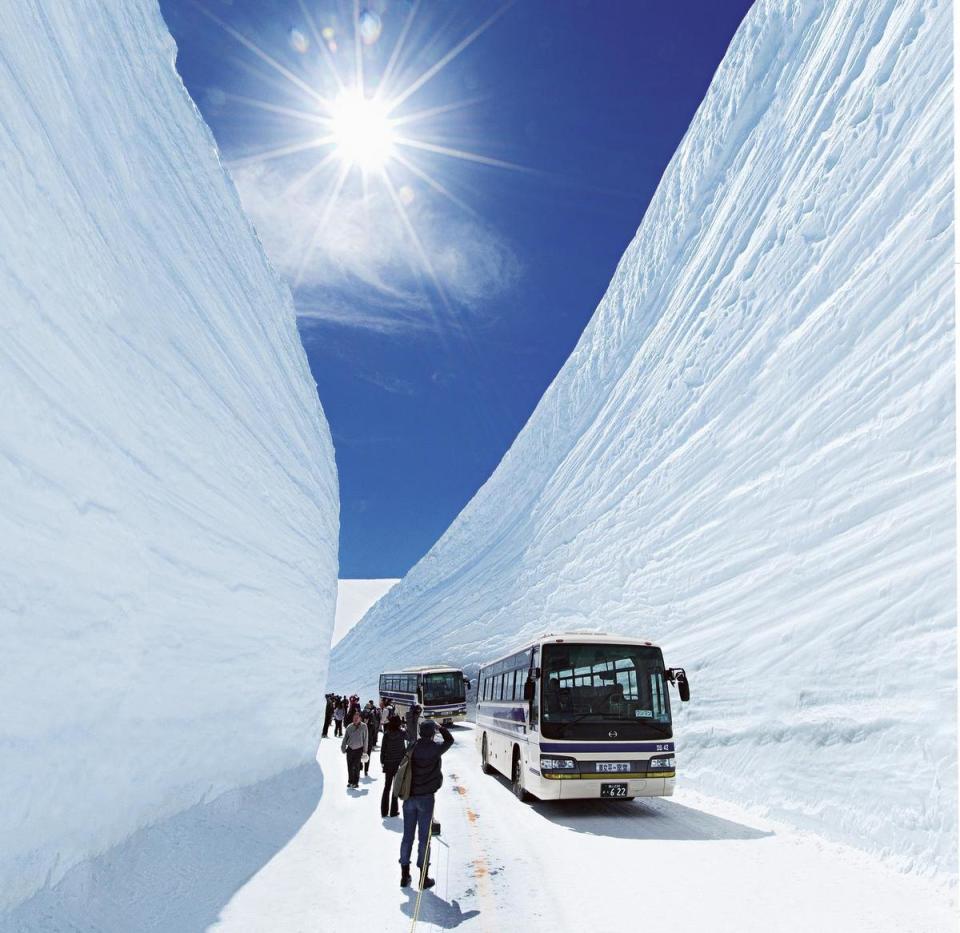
{"left": 481, "top": 734, "right": 494, "bottom": 775}
{"left": 512, "top": 748, "right": 532, "bottom": 802}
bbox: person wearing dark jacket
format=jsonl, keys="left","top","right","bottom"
{"left": 321, "top": 694, "right": 334, "bottom": 738}
{"left": 399, "top": 721, "right": 453, "bottom": 889}
{"left": 379, "top": 715, "right": 406, "bottom": 818}
{"left": 405, "top": 704, "right": 422, "bottom": 749}
{"left": 362, "top": 706, "right": 378, "bottom": 776}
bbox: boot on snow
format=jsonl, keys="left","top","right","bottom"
{"left": 418, "top": 860, "right": 435, "bottom": 890}
{"left": 400, "top": 865, "right": 411, "bottom": 887}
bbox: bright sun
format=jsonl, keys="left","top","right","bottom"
{"left": 207, "top": 1, "right": 520, "bottom": 294}
{"left": 330, "top": 91, "right": 395, "bottom": 171}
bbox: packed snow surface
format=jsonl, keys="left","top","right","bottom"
{"left": 19, "top": 726, "right": 948, "bottom": 932}
{"left": 333, "top": 579, "right": 400, "bottom": 646}
{"left": 331, "top": 0, "right": 956, "bottom": 882}
{"left": 0, "top": 0, "right": 338, "bottom": 913}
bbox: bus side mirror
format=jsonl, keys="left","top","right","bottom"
{"left": 523, "top": 679, "right": 535, "bottom": 702}
{"left": 464, "top": 678, "right": 472, "bottom": 691}
{"left": 667, "top": 668, "right": 691, "bottom": 702}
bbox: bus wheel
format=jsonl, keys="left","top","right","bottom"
{"left": 512, "top": 749, "right": 531, "bottom": 802}
{"left": 481, "top": 734, "right": 493, "bottom": 775}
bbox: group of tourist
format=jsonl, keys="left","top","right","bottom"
{"left": 321, "top": 691, "right": 454, "bottom": 889}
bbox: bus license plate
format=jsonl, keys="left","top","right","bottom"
{"left": 601, "top": 783, "right": 628, "bottom": 798}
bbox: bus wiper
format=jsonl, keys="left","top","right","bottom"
{"left": 567, "top": 712, "right": 608, "bottom": 723}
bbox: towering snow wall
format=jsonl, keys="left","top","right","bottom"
{"left": 331, "top": 0, "right": 955, "bottom": 881}
{"left": 0, "top": 1, "right": 338, "bottom": 912}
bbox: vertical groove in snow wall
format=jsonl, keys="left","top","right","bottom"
{"left": 329, "top": 0, "right": 956, "bottom": 882}
{"left": 0, "top": 0, "right": 339, "bottom": 911}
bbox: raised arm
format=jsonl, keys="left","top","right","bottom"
{"left": 438, "top": 725, "right": 454, "bottom": 754}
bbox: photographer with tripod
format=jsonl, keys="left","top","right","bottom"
{"left": 398, "top": 721, "right": 453, "bottom": 889}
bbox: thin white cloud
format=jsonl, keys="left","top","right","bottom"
{"left": 230, "top": 161, "right": 520, "bottom": 328}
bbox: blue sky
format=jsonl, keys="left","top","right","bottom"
{"left": 159, "top": 0, "right": 752, "bottom": 578}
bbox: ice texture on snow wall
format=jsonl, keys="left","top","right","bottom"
{"left": 0, "top": 1, "right": 338, "bottom": 911}
{"left": 331, "top": 0, "right": 956, "bottom": 881}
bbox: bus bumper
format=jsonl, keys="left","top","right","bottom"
{"left": 426, "top": 710, "right": 468, "bottom": 725}
{"left": 531, "top": 776, "right": 675, "bottom": 800}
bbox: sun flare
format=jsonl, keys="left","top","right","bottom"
{"left": 204, "top": 0, "right": 520, "bottom": 301}
{"left": 330, "top": 91, "right": 395, "bottom": 170}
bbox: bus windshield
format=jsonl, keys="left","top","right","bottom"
{"left": 422, "top": 671, "right": 465, "bottom": 704}
{"left": 541, "top": 643, "right": 671, "bottom": 739}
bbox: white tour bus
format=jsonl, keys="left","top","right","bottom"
{"left": 475, "top": 633, "right": 690, "bottom": 801}
{"left": 378, "top": 666, "right": 470, "bottom": 726}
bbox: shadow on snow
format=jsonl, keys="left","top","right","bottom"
{"left": 0, "top": 761, "right": 323, "bottom": 933}
{"left": 400, "top": 888, "right": 480, "bottom": 929}
{"left": 530, "top": 796, "right": 774, "bottom": 842}
{"left": 483, "top": 767, "right": 771, "bottom": 842}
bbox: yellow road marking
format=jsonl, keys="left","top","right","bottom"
{"left": 448, "top": 772, "right": 497, "bottom": 933}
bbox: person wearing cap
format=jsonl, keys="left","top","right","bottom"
{"left": 379, "top": 714, "right": 406, "bottom": 818}
{"left": 399, "top": 720, "right": 454, "bottom": 889}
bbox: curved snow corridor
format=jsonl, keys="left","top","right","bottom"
{"left": 0, "top": 0, "right": 338, "bottom": 912}
{"left": 330, "top": 0, "right": 956, "bottom": 884}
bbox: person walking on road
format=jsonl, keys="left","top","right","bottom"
{"left": 362, "top": 705, "right": 378, "bottom": 777}
{"left": 379, "top": 714, "right": 405, "bottom": 818}
{"left": 341, "top": 711, "right": 368, "bottom": 788}
{"left": 333, "top": 701, "right": 345, "bottom": 737}
{"left": 365, "top": 700, "right": 380, "bottom": 752}
{"left": 400, "top": 721, "right": 453, "bottom": 889}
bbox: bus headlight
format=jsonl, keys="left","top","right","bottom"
{"left": 648, "top": 756, "right": 676, "bottom": 769}
{"left": 540, "top": 756, "right": 577, "bottom": 771}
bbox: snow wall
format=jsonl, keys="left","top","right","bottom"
{"left": 330, "top": 0, "right": 955, "bottom": 882}
{"left": 0, "top": 1, "right": 338, "bottom": 912}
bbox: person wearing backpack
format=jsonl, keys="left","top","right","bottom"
{"left": 333, "top": 701, "right": 345, "bottom": 737}
{"left": 379, "top": 714, "right": 406, "bottom": 818}
{"left": 398, "top": 721, "right": 453, "bottom": 889}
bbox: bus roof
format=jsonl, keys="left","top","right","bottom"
{"left": 479, "top": 632, "right": 662, "bottom": 671}
{"left": 384, "top": 665, "right": 463, "bottom": 674}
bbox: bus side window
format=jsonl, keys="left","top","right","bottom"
{"left": 529, "top": 661, "right": 538, "bottom": 726}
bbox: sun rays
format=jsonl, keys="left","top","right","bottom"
{"left": 197, "top": 0, "right": 521, "bottom": 312}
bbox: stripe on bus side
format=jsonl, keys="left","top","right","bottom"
{"left": 539, "top": 741, "right": 674, "bottom": 753}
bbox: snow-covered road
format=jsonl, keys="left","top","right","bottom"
{"left": 210, "top": 724, "right": 954, "bottom": 932}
